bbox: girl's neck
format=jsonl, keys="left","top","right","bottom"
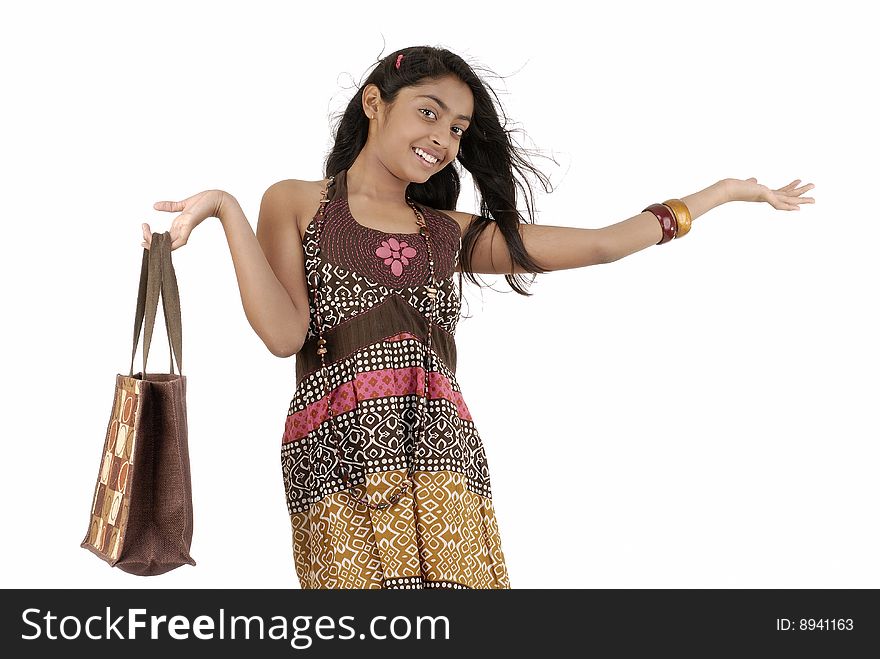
{"left": 346, "top": 153, "right": 411, "bottom": 206}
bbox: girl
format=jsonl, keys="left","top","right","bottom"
{"left": 139, "top": 46, "right": 815, "bottom": 589}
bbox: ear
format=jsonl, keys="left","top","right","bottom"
{"left": 362, "top": 84, "right": 381, "bottom": 120}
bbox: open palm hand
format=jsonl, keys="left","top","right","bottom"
{"left": 726, "top": 178, "right": 815, "bottom": 210}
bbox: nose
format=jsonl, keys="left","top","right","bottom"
{"left": 430, "top": 134, "right": 449, "bottom": 156}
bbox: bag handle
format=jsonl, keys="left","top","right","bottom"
{"left": 128, "top": 232, "right": 184, "bottom": 377}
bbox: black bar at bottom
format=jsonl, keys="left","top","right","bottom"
{"left": 1, "top": 589, "right": 876, "bottom": 657}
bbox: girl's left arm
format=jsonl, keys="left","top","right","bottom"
{"left": 452, "top": 177, "right": 813, "bottom": 274}
{"left": 456, "top": 179, "right": 727, "bottom": 274}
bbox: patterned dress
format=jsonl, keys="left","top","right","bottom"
{"left": 280, "top": 168, "right": 510, "bottom": 589}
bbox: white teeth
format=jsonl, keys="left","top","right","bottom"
{"left": 414, "top": 147, "right": 438, "bottom": 164}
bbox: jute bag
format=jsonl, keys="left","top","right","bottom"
{"left": 81, "top": 231, "right": 196, "bottom": 576}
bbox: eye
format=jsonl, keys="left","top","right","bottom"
{"left": 419, "top": 108, "right": 466, "bottom": 137}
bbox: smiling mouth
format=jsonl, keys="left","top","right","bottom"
{"left": 412, "top": 147, "right": 440, "bottom": 167}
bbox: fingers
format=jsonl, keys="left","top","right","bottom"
{"left": 779, "top": 193, "right": 815, "bottom": 204}
{"left": 153, "top": 200, "right": 182, "bottom": 211}
{"left": 141, "top": 228, "right": 186, "bottom": 251}
{"left": 148, "top": 201, "right": 181, "bottom": 249}
{"left": 774, "top": 199, "right": 801, "bottom": 211}
{"left": 140, "top": 222, "right": 176, "bottom": 250}
{"left": 140, "top": 230, "right": 180, "bottom": 251}
{"left": 779, "top": 180, "right": 815, "bottom": 195}
{"left": 786, "top": 184, "right": 815, "bottom": 199}
{"left": 778, "top": 195, "right": 815, "bottom": 210}
{"left": 144, "top": 199, "right": 186, "bottom": 249}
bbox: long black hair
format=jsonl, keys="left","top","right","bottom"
{"left": 324, "top": 45, "right": 557, "bottom": 297}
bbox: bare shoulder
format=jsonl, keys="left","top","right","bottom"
{"left": 436, "top": 209, "right": 478, "bottom": 236}
{"left": 264, "top": 177, "right": 333, "bottom": 241}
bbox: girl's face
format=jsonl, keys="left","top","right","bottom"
{"left": 369, "top": 75, "right": 474, "bottom": 183}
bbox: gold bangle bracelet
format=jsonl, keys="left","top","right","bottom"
{"left": 663, "top": 199, "right": 692, "bottom": 238}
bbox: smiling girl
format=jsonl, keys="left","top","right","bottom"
{"left": 140, "top": 46, "right": 815, "bottom": 589}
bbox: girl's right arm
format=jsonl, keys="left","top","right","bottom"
{"left": 218, "top": 184, "right": 310, "bottom": 358}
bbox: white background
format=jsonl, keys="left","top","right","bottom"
{"left": 1, "top": 0, "right": 876, "bottom": 589}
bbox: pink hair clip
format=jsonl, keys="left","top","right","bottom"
{"left": 395, "top": 54, "right": 404, "bottom": 69}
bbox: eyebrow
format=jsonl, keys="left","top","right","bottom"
{"left": 415, "top": 95, "right": 472, "bottom": 123}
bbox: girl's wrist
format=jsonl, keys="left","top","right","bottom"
{"left": 216, "top": 191, "right": 240, "bottom": 224}
{"left": 678, "top": 179, "right": 731, "bottom": 224}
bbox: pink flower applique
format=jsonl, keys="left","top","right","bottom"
{"left": 375, "top": 237, "right": 417, "bottom": 277}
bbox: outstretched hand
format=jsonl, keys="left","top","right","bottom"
{"left": 725, "top": 178, "right": 815, "bottom": 210}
